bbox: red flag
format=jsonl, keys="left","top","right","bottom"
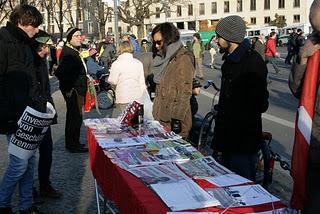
{"left": 291, "top": 51, "right": 320, "bottom": 209}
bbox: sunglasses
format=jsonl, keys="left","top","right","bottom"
{"left": 153, "top": 40, "right": 163, "bottom": 45}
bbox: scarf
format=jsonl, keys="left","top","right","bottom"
{"left": 151, "top": 40, "right": 183, "bottom": 84}
{"left": 290, "top": 50, "right": 320, "bottom": 209}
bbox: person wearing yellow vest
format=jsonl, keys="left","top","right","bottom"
{"left": 55, "top": 27, "right": 88, "bottom": 153}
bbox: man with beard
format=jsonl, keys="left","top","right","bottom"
{"left": 211, "top": 15, "right": 269, "bottom": 181}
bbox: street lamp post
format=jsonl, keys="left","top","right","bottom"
{"left": 113, "top": 0, "right": 119, "bottom": 48}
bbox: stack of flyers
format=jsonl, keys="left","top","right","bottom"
{"left": 83, "top": 118, "right": 121, "bottom": 130}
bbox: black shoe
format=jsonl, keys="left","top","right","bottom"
{"left": 40, "top": 185, "right": 63, "bottom": 199}
{"left": 66, "top": 145, "right": 88, "bottom": 153}
{"left": 20, "top": 206, "right": 44, "bottom": 214}
{"left": 0, "top": 207, "right": 13, "bottom": 214}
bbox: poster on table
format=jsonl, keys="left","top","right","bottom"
{"left": 8, "top": 102, "right": 56, "bottom": 160}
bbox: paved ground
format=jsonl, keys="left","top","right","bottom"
{"left": 0, "top": 49, "right": 295, "bottom": 213}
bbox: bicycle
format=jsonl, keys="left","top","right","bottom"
{"left": 197, "top": 80, "right": 291, "bottom": 186}
{"left": 89, "top": 70, "right": 115, "bottom": 110}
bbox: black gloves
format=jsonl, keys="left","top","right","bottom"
{"left": 171, "top": 118, "right": 181, "bottom": 134}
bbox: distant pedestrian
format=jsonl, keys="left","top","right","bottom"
{"left": 192, "top": 33, "right": 204, "bottom": 79}
{"left": 209, "top": 35, "right": 218, "bottom": 69}
{"left": 285, "top": 30, "right": 297, "bottom": 65}
{"left": 188, "top": 78, "right": 202, "bottom": 144}
{"left": 211, "top": 15, "right": 269, "bottom": 181}
{"left": 31, "top": 30, "right": 62, "bottom": 199}
{"left": 108, "top": 41, "right": 146, "bottom": 117}
{"left": 55, "top": 27, "right": 88, "bottom": 153}
{"left": 98, "top": 36, "right": 116, "bottom": 69}
{"left": 0, "top": 4, "right": 44, "bottom": 214}
{"left": 252, "top": 35, "right": 266, "bottom": 60}
{"left": 151, "top": 22, "right": 195, "bottom": 138}
{"left": 265, "top": 31, "right": 281, "bottom": 74}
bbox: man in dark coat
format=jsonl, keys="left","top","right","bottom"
{"left": 55, "top": 27, "right": 88, "bottom": 153}
{"left": 0, "top": 4, "right": 44, "bottom": 214}
{"left": 211, "top": 15, "right": 269, "bottom": 181}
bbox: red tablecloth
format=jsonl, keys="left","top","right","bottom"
{"left": 87, "top": 128, "right": 286, "bottom": 214}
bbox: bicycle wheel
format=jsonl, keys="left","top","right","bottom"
{"left": 97, "top": 89, "right": 115, "bottom": 110}
{"left": 198, "top": 112, "right": 215, "bottom": 155}
{"left": 256, "top": 141, "right": 272, "bottom": 186}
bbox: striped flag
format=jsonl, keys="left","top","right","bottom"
{"left": 290, "top": 51, "right": 320, "bottom": 209}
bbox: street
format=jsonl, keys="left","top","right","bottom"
{"left": 0, "top": 47, "right": 296, "bottom": 213}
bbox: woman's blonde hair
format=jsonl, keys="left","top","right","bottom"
{"left": 118, "top": 41, "right": 134, "bottom": 55}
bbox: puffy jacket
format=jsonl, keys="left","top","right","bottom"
{"left": 265, "top": 38, "right": 277, "bottom": 57}
{"left": 212, "top": 39, "right": 269, "bottom": 154}
{"left": 0, "top": 22, "right": 46, "bottom": 134}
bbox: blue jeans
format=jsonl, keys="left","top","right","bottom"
{"left": 0, "top": 135, "right": 35, "bottom": 211}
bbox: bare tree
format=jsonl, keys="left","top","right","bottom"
{"left": 80, "top": 0, "right": 112, "bottom": 40}
{"left": 118, "top": 0, "right": 184, "bottom": 41}
{"left": 0, "top": 0, "right": 15, "bottom": 25}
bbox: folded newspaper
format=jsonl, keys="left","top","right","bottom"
{"left": 8, "top": 102, "right": 56, "bottom": 160}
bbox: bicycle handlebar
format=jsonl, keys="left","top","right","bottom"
{"left": 204, "top": 80, "right": 220, "bottom": 91}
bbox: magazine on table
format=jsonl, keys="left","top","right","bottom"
{"left": 127, "top": 163, "right": 188, "bottom": 185}
{"left": 178, "top": 156, "right": 232, "bottom": 178}
{"left": 83, "top": 118, "right": 121, "bottom": 130}
{"left": 151, "top": 179, "right": 221, "bottom": 211}
{"left": 205, "top": 184, "right": 280, "bottom": 208}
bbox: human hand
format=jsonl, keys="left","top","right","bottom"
{"left": 171, "top": 118, "right": 181, "bottom": 134}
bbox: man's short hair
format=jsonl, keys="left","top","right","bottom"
{"left": 9, "top": 4, "right": 43, "bottom": 27}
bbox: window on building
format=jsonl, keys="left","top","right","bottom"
{"left": 88, "top": 22, "right": 93, "bottom": 33}
{"left": 127, "top": 26, "right": 131, "bottom": 32}
{"left": 188, "top": 4, "right": 193, "bottom": 16}
{"left": 199, "top": 3, "right": 205, "bottom": 15}
{"left": 293, "top": 14, "right": 300, "bottom": 23}
{"left": 211, "top": 2, "right": 217, "bottom": 14}
{"left": 188, "top": 21, "right": 196, "bottom": 30}
{"left": 166, "top": 6, "right": 171, "bottom": 18}
{"left": 118, "top": 26, "right": 122, "bottom": 34}
{"left": 108, "top": 15, "right": 112, "bottom": 22}
{"left": 279, "top": 0, "right": 285, "bottom": 8}
{"left": 156, "top": 7, "right": 160, "bottom": 18}
{"left": 294, "top": 0, "right": 300, "bottom": 7}
{"left": 78, "top": 9, "right": 83, "bottom": 22}
{"left": 177, "top": 5, "right": 182, "bottom": 17}
{"left": 50, "top": 25, "right": 54, "bottom": 33}
{"left": 84, "top": 10, "right": 90, "bottom": 20}
{"left": 264, "top": 0, "right": 270, "bottom": 9}
{"left": 250, "top": 0, "right": 256, "bottom": 11}
{"left": 145, "top": 8, "right": 150, "bottom": 19}
{"left": 108, "top": 27, "right": 113, "bottom": 34}
{"left": 224, "top": 1, "right": 229, "bottom": 13}
{"left": 264, "top": 16, "right": 271, "bottom": 24}
{"left": 251, "top": 17, "right": 256, "bottom": 24}
{"left": 237, "top": 0, "right": 242, "bottom": 12}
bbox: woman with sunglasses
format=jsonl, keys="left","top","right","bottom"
{"left": 151, "top": 22, "right": 195, "bottom": 138}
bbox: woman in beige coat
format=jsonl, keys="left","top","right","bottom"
{"left": 151, "top": 23, "right": 195, "bottom": 138}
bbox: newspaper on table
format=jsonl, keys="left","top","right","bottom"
{"left": 151, "top": 179, "right": 221, "bottom": 211}
{"left": 127, "top": 163, "right": 188, "bottom": 185}
{"left": 8, "top": 102, "right": 56, "bottom": 160}
{"left": 83, "top": 117, "right": 121, "bottom": 131}
{"left": 178, "top": 156, "right": 252, "bottom": 187}
{"left": 205, "top": 184, "right": 280, "bottom": 208}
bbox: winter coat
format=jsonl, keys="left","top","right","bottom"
{"left": 253, "top": 39, "right": 265, "bottom": 60}
{"left": 212, "top": 39, "right": 269, "bottom": 154}
{"left": 265, "top": 38, "right": 277, "bottom": 57}
{"left": 153, "top": 47, "right": 195, "bottom": 138}
{"left": 55, "top": 44, "right": 88, "bottom": 96}
{"left": 0, "top": 22, "right": 45, "bottom": 134}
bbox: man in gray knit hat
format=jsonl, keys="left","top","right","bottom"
{"left": 211, "top": 15, "right": 269, "bottom": 181}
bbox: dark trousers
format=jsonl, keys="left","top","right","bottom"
{"left": 38, "top": 127, "right": 53, "bottom": 188}
{"left": 62, "top": 90, "right": 84, "bottom": 148}
{"left": 221, "top": 153, "right": 258, "bottom": 182}
{"left": 285, "top": 51, "right": 294, "bottom": 64}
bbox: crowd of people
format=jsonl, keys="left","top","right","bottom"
{"left": 0, "top": 2, "right": 319, "bottom": 214}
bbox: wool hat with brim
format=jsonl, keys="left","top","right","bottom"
{"left": 216, "top": 15, "right": 246, "bottom": 44}
{"left": 34, "top": 30, "right": 53, "bottom": 45}
{"left": 66, "top": 27, "right": 81, "bottom": 42}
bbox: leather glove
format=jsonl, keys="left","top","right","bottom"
{"left": 171, "top": 118, "right": 181, "bottom": 134}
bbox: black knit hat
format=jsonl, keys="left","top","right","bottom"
{"left": 66, "top": 27, "right": 81, "bottom": 42}
{"left": 216, "top": 15, "right": 246, "bottom": 44}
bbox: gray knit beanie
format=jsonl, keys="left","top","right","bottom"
{"left": 216, "top": 15, "right": 246, "bottom": 44}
